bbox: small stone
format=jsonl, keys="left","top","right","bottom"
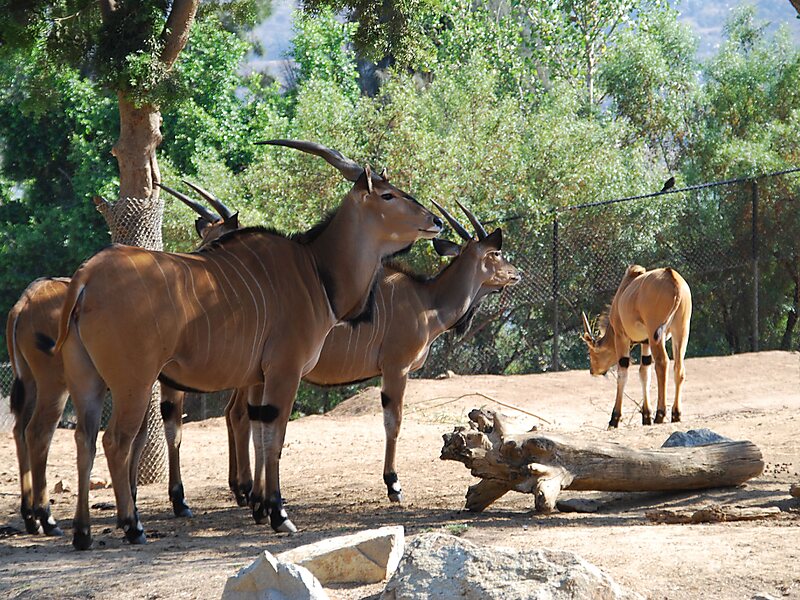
{"left": 89, "top": 477, "right": 109, "bottom": 490}
{"left": 790, "top": 484, "right": 800, "bottom": 498}
{"left": 53, "top": 480, "right": 71, "bottom": 494}
{"left": 661, "top": 429, "right": 733, "bottom": 448}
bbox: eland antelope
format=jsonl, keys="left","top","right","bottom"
{"left": 49, "top": 140, "right": 443, "bottom": 549}
{"left": 581, "top": 265, "right": 692, "bottom": 429}
{"left": 213, "top": 200, "right": 520, "bottom": 506}
{"left": 6, "top": 186, "right": 240, "bottom": 536}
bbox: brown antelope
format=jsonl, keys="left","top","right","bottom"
{"left": 49, "top": 140, "right": 442, "bottom": 549}
{"left": 212, "top": 200, "right": 520, "bottom": 507}
{"left": 581, "top": 265, "right": 692, "bottom": 429}
{"left": 6, "top": 186, "right": 240, "bottom": 536}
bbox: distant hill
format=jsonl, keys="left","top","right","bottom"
{"left": 246, "top": 0, "right": 800, "bottom": 80}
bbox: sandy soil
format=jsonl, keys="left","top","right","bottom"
{"left": 1, "top": 351, "right": 799, "bottom": 599}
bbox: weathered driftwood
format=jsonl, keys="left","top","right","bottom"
{"left": 440, "top": 409, "right": 765, "bottom": 513}
{"left": 646, "top": 505, "right": 781, "bottom": 524}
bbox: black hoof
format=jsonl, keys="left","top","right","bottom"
{"left": 234, "top": 480, "right": 252, "bottom": 507}
{"left": 22, "top": 508, "right": 41, "bottom": 535}
{"left": 384, "top": 473, "right": 403, "bottom": 503}
{"left": 172, "top": 501, "right": 193, "bottom": 519}
{"left": 642, "top": 414, "right": 653, "bottom": 426}
{"left": 268, "top": 493, "right": 296, "bottom": 533}
{"left": 671, "top": 411, "right": 681, "bottom": 423}
{"left": 608, "top": 415, "right": 620, "bottom": 429}
{"left": 252, "top": 499, "right": 268, "bottom": 525}
{"left": 73, "top": 527, "right": 93, "bottom": 551}
{"left": 35, "top": 508, "right": 62, "bottom": 536}
{"left": 654, "top": 409, "right": 666, "bottom": 424}
{"left": 123, "top": 522, "right": 146, "bottom": 545}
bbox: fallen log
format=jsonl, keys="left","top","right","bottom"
{"left": 441, "top": 409, "right": 765, "bottom": 513}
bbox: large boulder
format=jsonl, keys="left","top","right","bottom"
{"left": 221, "top": 550, "right": 329, "bottom": 600}
{"left": 277, "top": 526, "right": 404, "bottom": 584}
{"left": 382, "top": 533, "right": 642, "bottom": 600}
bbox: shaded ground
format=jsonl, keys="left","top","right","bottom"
{"left": 1, "top": 351, "right": 799, "bottom": 599}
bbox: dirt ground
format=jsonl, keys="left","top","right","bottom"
{"left": 1, "top": 351, "right": 798, "bottom": 599}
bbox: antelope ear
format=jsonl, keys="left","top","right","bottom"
{"left": 380, "top": 167, "right": 389, "bottom": 181}
{"left": 480, "top": 228, "right": 502, "bottom": 250}
{"left": 354, "top": 165, "right": 373, "bottom": 196}
{"left": 195, "top": 218, "right": 212, "bottom": 239}
{"left": 581, "top": 332, "right": 594, "bottom": 345}
{"left": 226, "top": 212, "right": 240, "bottom": 229}
{"left": 432, "top": 238, "right": 461, "bottom": 257}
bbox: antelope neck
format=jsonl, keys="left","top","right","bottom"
{"left": 426, "top": 258, "right": 484, "bottom": 335}
{"left": 309, "top": 204, "right": 384, "bottom": 322}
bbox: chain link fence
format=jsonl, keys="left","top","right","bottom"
{"left": 3, "top": 169, "right": 797, "bottom": 431}
{"left": 419, "top": 167, "right": 800, "bottom": 377}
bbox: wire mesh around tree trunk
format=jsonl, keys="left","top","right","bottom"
{"left": 96, "top": 195, "right": 167, "bottom": 485}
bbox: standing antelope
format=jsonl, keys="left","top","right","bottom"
{"left": 219, "top": 200, "right": 520, "bottom": 507}
{"left": 50, "top": 140, "right": 443, "bottom": 549}
{"left": 6, "top": 185, "right": 240, "bottom": 536}
{"left": 581, "top": 265, "right": 692, "bottom": 429}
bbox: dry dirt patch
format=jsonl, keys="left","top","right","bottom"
{"left": 1, "top": 351, "right": 799, "bottom": 599}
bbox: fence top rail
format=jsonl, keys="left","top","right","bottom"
{"left": 561, "top": 166, "right": 800, "bottom": 212}
{"left": 487, "top": 166, "right": 800, "bottom": 226}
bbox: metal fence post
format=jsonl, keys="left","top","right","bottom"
{"left": 551, "top": 211, "right": 560, "bottom": 371}
{"left": 751, "top": 179, "right": 759, "bottom": 352}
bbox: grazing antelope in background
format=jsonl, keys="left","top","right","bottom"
{"left": 6, "top": 187, "right": 239, "bottom": 536}
{"left": 49, "top": 140, "right": 442, "bottom": 549}
{"left": 581, "top": 265, "right": 692, "bottom": 429}
{"left": 218, "top": 199, "right": 521, "bottom": 507}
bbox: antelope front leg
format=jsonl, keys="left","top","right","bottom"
{"left": 225, "top": 387, "right": 254, "bottom": 507}
{"left": 159, "top": 384, "right": 192, "bottom": 517}
{"left": 639, "top": 343, "right": 654, "bottom": 425}
{"left": 652, "top": 341, "right": 670, "bottom": 424}
{"left": 249, "top": 375, "right": 300, "bottom": 533}
{"left": 381, "top": 372, "right": 408, "bottom": 502}
{"left": 609, "top": 353, "right": 631, "bottom": 429}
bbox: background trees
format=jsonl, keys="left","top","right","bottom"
{"left": 1, "top": 1, "right": 798, "bottom": 402}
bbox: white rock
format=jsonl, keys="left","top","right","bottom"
{"left": 277, "top": 526, "right": 404, "bottom": 584}
{"left": 221, "top": 550, "right": 329, "bottom": 600}
{"left": 381, "top": 533, "right": 642, "bottom": 600}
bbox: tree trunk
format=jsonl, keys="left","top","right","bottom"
{"left": 95, "top": 94, "right": 167, "bottom": 486}
{"left": 113, "top": 94, "right": 162, "bottom": 200}
{"left": 441, "top": 409, "right": 764, "bottom": 513}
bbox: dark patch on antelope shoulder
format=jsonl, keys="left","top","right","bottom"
{"left": 34, "top": 333, "right": 56, "bottom": 355}
{"left": 618, "top": 356, "right": 630, "bottom": 369}
{"left": 247, "top": 403, "right": 279, "bottom": 423}
{"left": 381, "top": 392, "right": 391, "bottom": 408}
{"left": 10, "top": 378, "right": 25, "bottom": 414}
{"left": 641, "top": 354, "right": 653, "bottom": 366}
{"left": 160, "top": 401, "right": 176, "bottom": 420}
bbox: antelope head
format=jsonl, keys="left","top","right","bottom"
{"left": 431, "top": 199, "right": 521, "bottom": 294}
{"left": 256, "top": 140, "right": 443, "bottom": 252}
{"left": 580, "top": 311, "right": 615, "bottom": 376}
{"left": 157, "top": 182, "right": 240, "bottom": 246}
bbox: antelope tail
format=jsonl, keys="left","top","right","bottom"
{"left": 5, "top": 302, "right": 25, "bottom": 414}
{"left": 51, "top": 271, "right": 87, "bottom": 355}
{"left": 654, "top": 289, "right": 682, "bottom": 344}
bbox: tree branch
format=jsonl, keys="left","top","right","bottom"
{"left": 160, "top": 0, "right": 199, "bottom": 70}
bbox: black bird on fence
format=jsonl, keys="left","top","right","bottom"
{"left": 660, "top": 176, "right": 676, "bottom": 193}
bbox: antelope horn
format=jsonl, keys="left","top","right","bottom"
{"left": 157, "top": 183, "right": 220, "bottom": 224}
{"left": 581, "top": 311, "right": 595, "bottom": 341}
{"left": 455, "top": 199, "right": 488, "bottom": 240}
{"left": 431, "top": 200, "right": 472, "bottom": 241}
{"left": 256, "top": 139, "right": 364, "bottom": 182}
{"left": 182, "top": 180, "right": 235, "bottom": 220}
